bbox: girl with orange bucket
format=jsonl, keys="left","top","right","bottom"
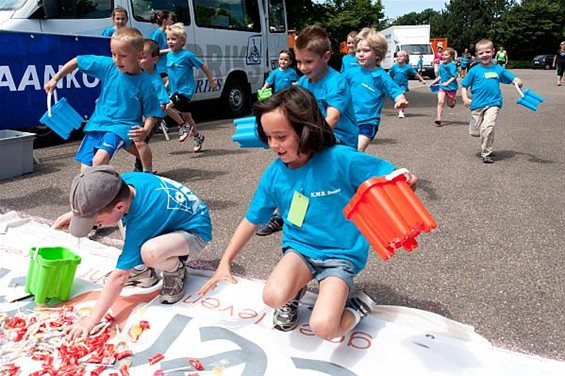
{"left": 198, "top": 86, "right": 418, "bottom": 342}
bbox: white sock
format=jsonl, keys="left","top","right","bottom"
{"left": 345, "top": 307, "right": 362, "bottom": 327}
{"left": 133, "top": 264, "right": 147, "bottom": 271}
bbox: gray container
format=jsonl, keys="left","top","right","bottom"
{"left": 0, "top": 130, "right": 35, "bottom": 180}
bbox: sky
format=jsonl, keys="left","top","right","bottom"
{"left": 381, "top": 0, "right": 447, "bottom": 19}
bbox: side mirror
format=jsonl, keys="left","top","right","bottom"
{"left": 42, "top": 0, "right": 61, "bottom": 18}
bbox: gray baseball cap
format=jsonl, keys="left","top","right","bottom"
{"left": 69, "top": 165, "right": 122, "bottom": 237}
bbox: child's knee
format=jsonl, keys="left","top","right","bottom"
{"left": 262, "top": 285, "right": 290, "bottom": 308}
{"left": 140, "top": 241, "right": 160, "bottom": 266}
{"left": 309, "top": 314, "right": 338, "bottom": 341}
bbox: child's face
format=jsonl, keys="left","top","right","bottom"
{"left": 111, "top": 39, "right": 142, "bottom": 74}
{"left": 167, "top": 33, "right": 185, "bottom": 52}
{"left": 441, "top": 51, "right": 453, "bottom": 63}
{"left": 396, "top": 53, "right": 407, "bottom": 64}
{"left": 261, "top": 108, "right": 309, "bottom": 169}
{"left": 295, "top": 48, "right": 330, "bottom": 82}
{"left": 356, "top": 40, "right": 378, "bottom": 69}
{"left": 113, "top": 11, "right": 128, "bottom": 29}
{"left": 94, "top": 207, "right": 124, "bottom": 229}
{"left": 140, "top": 45, "right": 158, "bottom": 71}
{"left": 278, "top": 53, "right": 292, "bottom": 69}
{"left": 346, "top": 36, "right": 356, "bottom": 54}
{"left": 476, "top": 45, "right": 494, "bottom": 65}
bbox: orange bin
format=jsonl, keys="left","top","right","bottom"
{"left": 344, "top": 169, "right": 437, "bottom": 261}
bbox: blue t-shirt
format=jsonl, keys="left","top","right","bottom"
{"left": 389, "top": 63, "right": 419, "bottom": 92}
{"left": 151, "top": 29, "right": 168, "bottom": 75}
{"left": 246, "top": 145, "right": 395, "bottom": 273}
{"left": 460, "top": 55, "right": 470, "bottom": 68}
{"left": 439, "top": 62, "right": 459, "bottom": 91}
{"left": 345, "top": 66, "right": 404, "bottom": 128}
{"left": 297, "top": 67, "right": 358, "bottom": 148}
{"left": 147, "top": 70, "right": 169, "bottom": 116}
{"left": 117, "top": 173, "right": 212, "bottom": 270}
{"left": 341, "top": 54, "right": 359, "bottom": 73}
{"left": 167, "top": 49, "right": 204, "bottom": 98}
{"left": 417, "top": 59, "right": 424, "bottom": 68}
{"left": 265, "top": 68, "right": 299, "bottom": 93}
{"left": 101, "top": 27, "right": 115, "bottom": 37}
{"left": 77, "top": 56, "right": 162, "bottom": 143}
{"left": 461, "top": 64, "right": 516, "bottom": 110}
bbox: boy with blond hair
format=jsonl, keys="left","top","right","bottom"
{"left": 461, "top": 39, "right": 523, "bottom": 164}
{"left": 45, "top": 27, "right": 162, "bottom": 172}
{"left": 166, "top": 23, "right": 218, "bottom": 151}
{"left": 389, "top": 50, "right": 426, "bottom": 118}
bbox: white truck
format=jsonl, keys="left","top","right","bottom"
{"left": 380, "top": 25, "right": 435, "bottom": 79}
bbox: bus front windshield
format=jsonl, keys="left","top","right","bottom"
{"left": 0, "top": 0, "right": 28, "bottom": 10}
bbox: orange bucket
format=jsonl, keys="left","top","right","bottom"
{"left": 344, "top": 169, "right": 437, "bottom": 261}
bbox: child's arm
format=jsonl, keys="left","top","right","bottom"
{"left": 261, "top": 82, "right": 271, "bottom": 90}
{"left": 200, "top": 63, "right": 218, "bottom": 90}
{"left": 429, "top": 77, "right": 440, "bottom": 86}
{"left": 325, "top": 107, "right": 341, "bottom": 129}
{"left": 552, "top": 55, "right": 557, "bottom": 68}
{"left": 461, "top": 86, "right": 472, "bottom": 107}
{"left": 441, "top": 76, "right": 457, "bottom": 86}
{"left": 393, "top": 94, "right": 408, "bottom": 110}
{"left": 415, "top": 73, "right": 426, "bottom": 85}
{"left": 512, "top": 76, "right": 523, "bottom": 88}
{"left": 128, "top": 117, "right": 157, "bottom": 142}
{"left": 44, "top": 58, "right": 78, "bottom": 93}
{"left": 197, "top": 218, "right": 257, "bottom": 295}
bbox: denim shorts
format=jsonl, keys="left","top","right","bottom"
{"left": 75, "top": 131, "right": 124, "bottom": 166}
{"left": 358, "top": 122, "right": 379, "bottom": 140}
{"left": 285, "top": 249, "right": 356, "bottom": 291}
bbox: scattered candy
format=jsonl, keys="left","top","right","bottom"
{"left": 189, "top": 358, "right": 204, "bottom": 371}
{"left": 147, "top": 352, "right": 165, "bottom": 365}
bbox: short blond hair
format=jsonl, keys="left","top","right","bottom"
{"left": 444, "top": 47, "right": 456, "bottom": 58}
{"left": 295, "top": 25, "right": 331, "bottom": 56}
{"left": 475, "top": 39, "right": 494, "bottom": 51}
{"left": 355, "top": 27, "right": 387, "bottom": 62}
{"left": 112, "top": 27, "right": 144, "bottom": 51}
{"left": 166, "top": 22, "right": 187, "bottom": 41}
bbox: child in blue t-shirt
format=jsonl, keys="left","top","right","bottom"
{"left": 417, "top": 55, "right": 424, "bottom": 76}
{"left": 461, "top": 39, "right": 523, "bottom": 164}
{"left": 459, "top": 48, "right": 471, "bottom": 78}
{"left": 150, "top": 10, "right": 173, "bottom": 80}
{"left": 389, "top": 50, "right": 426, "bottom": 118}
{"left": 340, "top": 31, "right": 359, "bottom": 72}
{"left": 54, "top": 165, "right": 212, "bottom": 339}
{"left": 197, "top": 86, "right": 418, "bottom": 340}
{"left": 294, "top": 25, "right": 359, "bottom": 149}
{"left": 429, "top": 47, "right": 459, "bottom": 126}
{"left": 101, "top": 6, "right": 128, "bottom": 37}
{"left": 45, "top": 27, "right": 162, "bottom": 172}
{"left": 166, "top": 23, "right": 218, "bottom": 152}
{"left": 262, "top": 50, "right": 299, "bottom": 93}
{"left": 344, "top": 27, "right": 408, "bottom": 151}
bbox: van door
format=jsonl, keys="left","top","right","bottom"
{"left": 265, "top": 0, "right": 288, "bottom": 71}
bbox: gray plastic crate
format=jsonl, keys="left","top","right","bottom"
{"left": 0, "top": 130, "right": 35, "bottom": 180}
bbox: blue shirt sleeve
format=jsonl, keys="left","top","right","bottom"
{"left": 265, "top": 70, "right": 277, "bottom": 85}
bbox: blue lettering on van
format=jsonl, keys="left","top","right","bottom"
{"left": 0, "top": 65, "right": 100, "bottom": 92}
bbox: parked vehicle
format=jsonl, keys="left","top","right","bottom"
{"left": 532, "top": 54, "right": 554, "bottom": 70}
{"left": 380, "top": 25, "right": 435, "bottom": 79}
{"left": 0, "top": 0, "right": 289, "bottom": 141}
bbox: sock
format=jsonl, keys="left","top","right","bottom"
{"left": 345, "top": 307, "right": 362, "bottom": 327}
{"left": 133, "top": 264, "right": 147, "bottom": 271}
{"left": 168, "top": 259, "right": 183, "bottom": 272}
{"left": 143, "top": 167, "right": 153, "bottom": 173}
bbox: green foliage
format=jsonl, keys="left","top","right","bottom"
{"left": 394, "top": 8, "right": 448, "bottom": 37}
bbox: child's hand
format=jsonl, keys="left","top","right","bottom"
{"left": 513, "top": 78, "right": 523, "bottom": 88}
{"left": 210, "top": 79, "right": 219, "bottom": 90}
{"left": 394, "top": 96, "right": 408, "bottom": 110}
{"left": 52, "top": 211, "right": 73, "bottom": 231}
{"left": 463, "top": 98, "right": 472, "bottom": 107}
{"left": 404, "top": 171, "right": 418, "bottom": 190}
{"left": 197, "top": 265, "right": 237, "bottom": 296}
{"left": 421, "top": 81, "right": 427, "bottom": 86}
{"left": 129, "top": 126, "right": 148, "bottom": 142}
{"left": 65, "top": 318, "right": 94, "bottom": 340}
{"left": 44, "top": 78, "right": 58, "bottom": 94}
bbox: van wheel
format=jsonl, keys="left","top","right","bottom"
{"left": 26, "top": 125, "right": 64, "bottom": 147}
{"left": 222, "top": 78, "right": 251, "bottom": 117}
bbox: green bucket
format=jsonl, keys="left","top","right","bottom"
{"left": 257, "top": 88, "right": 272, "bottom": 102}
{"left": 25, "top": 247, "right": 82, "bottom": 303}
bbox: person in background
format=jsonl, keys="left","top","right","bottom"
{"left": 150, "top": 10, "right": 174, "bottom": 82}
{"left": 388, "top": 50, "right": 426, "bottom": 118}
{"left": 459, "top": 48, "right": 471, "bottom": 78}
{"left": 429, "top": 47, "right": 458, "bottom": 126}
{"left": 416, "top": 54, "right": 424, "bottom": 77}
{"left": 552, "top": 41, "right": 565, "bottom": 86}
{"left": 340, "top": 31, "right": 358, "bottom": 72}
{"left": 495, "top": 46, "right": 508, "bottom": 68}
{"left": 433, "top": 43, "right": 443, "bottom": 78}
{"left": 261, "top": 50, "right": 299, "bottom": 93}
{"left": 102, "top": 6, "right": 128, "bottom": 37}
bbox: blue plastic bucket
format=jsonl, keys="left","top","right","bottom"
{"left": 232, "top": 117, "right": 268, "bottom": 148}
{"left": 39, "top": 91, "right": 83, "bottom": 140}
{"left": 514, "top": 84, "right": 544, "bottom": 112}
{"left": 428, "top": 84, "right": 440, "bottom": 93}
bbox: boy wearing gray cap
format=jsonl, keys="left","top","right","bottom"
{"left": 53, "top": 165, "right": 212, "bottom": 339}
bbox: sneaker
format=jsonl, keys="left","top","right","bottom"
{"left": 273, "top": 287, "right": 306, "bottom": 332}
{"left": 482, "top": 155, "right": 494, "bottom": 164}
{"left": 255, "top": 215, "right": 283, "bottom": 236}
{"left": 434, "top": 118, "right": 442, "bottom": 127}
{"left": 124, "top": 267, "right": 159, "bottom": 288}
{"left": 160, "top": 260, "right": 187, "bottom": 304}
{"left": 193, "top": 133, "right": 205, "bottom": 152}
{"left": 447, "top": 98, "right": 456, "bottom": 108}
{"left": 346, "top": 289, "right": 373, "bottom": 320}
{"left": 133, "top": 158, "right": 143, "bottom": 173}
{"left": 178, "top": 124, "right": 193, "bottom": 143}
{"left": 398, "top": 110, "right": 405, "bottom": 118}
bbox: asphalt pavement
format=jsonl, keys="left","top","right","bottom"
{"left": 1, "top": 69, "right": 564, "bottom": 361}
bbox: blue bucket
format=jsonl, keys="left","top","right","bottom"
{"left": 232, "top": 117, "right": 268, "bottom": 148}
{"left": 515, "top": 84, "right": 544, "bottom": 112}
{"left": 428, "top": 84, "right": 440, "bottom": 93}
{"left": 39, "top": 91, "right": 83, "bottom": 140}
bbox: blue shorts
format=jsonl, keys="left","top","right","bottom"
{"left": 75, "top": 131, "right": 125, "bottom": 166}
{"left": 285, "top": 249, "right": 356, "bottom": 291}
{"left": 358, "top": 122, "right": 379, "bottom": 141}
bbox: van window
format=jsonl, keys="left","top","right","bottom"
{"left": 51, "top": 0, "right": 113, "bottom": 18}
{"left": 193, "top": 0, "right": 260, "bottom": 32}
{"left": 131, "top": 0, "right": 191, "bottom": 25}
{"left": 403, "top": 44, "right": 433, "bottom": 55}
{"left": 268, "top": 0, "right": 285, "bottom": 32}
{"left": 1, "top": 0, "right": 28, "bottom": 10}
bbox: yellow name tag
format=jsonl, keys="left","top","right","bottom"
{"left": 484, "top": 72, "right": 498, "bottom": 79}
{"left": 287, "top": 191, "right": 309, "bottom": 228}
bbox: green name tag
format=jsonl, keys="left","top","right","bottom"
{"left": 287, "top": 191, "right": 309, "bottom": 228}
{"left": 484, "top": 72, "right": 498, "bottom": 79}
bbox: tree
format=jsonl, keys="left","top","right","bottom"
{"left": 393, "top": 8, "right": 448, "bottom": 38}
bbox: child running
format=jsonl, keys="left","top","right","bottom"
{"left": 461, "top": 39, "right": 523, "bottom": 164}
{"left": 45, "top": 27, "right": 162, "bottom": 172}
{"left": 150, "top": 10, "right": 174, "bottom": 81}
{"left": 429, "top": 47, "right": 458, "bottom": 126}
{"left": 166, "top": 22, "right": 218, "bottom": 151}
{"left": 261, "top": 50, "right": 299, "bottom": 93}
{"left": 344, "top": 27, "right": 407, "bottom": 151}
{"left": 197, "top": 86, "right": 418, "bottom": 340}
{"left": 388, "top": 50, "right": 426, "bottom": 118}
{"left": 459, "top": 48, "right": 471, "bottom": 78}
{"left": 102, "top": 6, "right": 128, "bottom": 37}
{"left": 340, "top": 31, "right": 359, "bottom": 72}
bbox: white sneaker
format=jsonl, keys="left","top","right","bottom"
{"left": 398, "top": 111, "right": 405, "bottom": 118}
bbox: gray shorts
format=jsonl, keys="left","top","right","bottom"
{"left": 285, "top": 248, "right": 356, "bottom": 291}
{"left": 175, "top": 230, "right": 208, "bottom": 258}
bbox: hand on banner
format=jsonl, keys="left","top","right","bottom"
{"left": 53, "top": 211, "right": 73, "bottom": 231}
{"left": 197, "top": 264, "right": 238, "bottom": 296}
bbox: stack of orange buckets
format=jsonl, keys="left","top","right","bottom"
{"left": 344, "top": 169, "right": 437, "bottom": 261}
